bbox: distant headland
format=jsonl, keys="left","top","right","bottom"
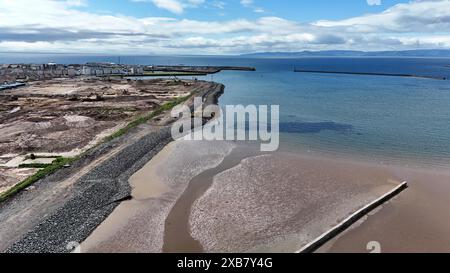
{"left": 241, "top": 49, "right": 450, "bottom": 58}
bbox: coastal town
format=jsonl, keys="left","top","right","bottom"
{"left": 0, "top": 62, "right": 239, "bottom": 202}
{"left": 0, "top": 62, "right": 145, "bottom": 83}
{"left": 0, "top": 62, "right": 255, "bottom": 86}
{"left": 0, "top": 58, "right": 239, "bottom": 254}
{"left": 2, "top": 0, "right": 450, "bottom": 262}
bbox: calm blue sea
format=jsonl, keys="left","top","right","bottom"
{"left": 2, "top": 53, "right": 450, "bottom": 168}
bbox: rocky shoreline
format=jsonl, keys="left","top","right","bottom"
{"left": 1, "top": 82, "right": 225, "bottom": 253}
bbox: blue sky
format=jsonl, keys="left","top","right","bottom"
{"left": 77, "top": 0, "right": 410, "bottom": 22}
{"left": 0, "top": 0, "right": 449, "bottom": 54}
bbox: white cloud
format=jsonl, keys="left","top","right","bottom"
{"left": 240, "top": 0, "right": 264, "bottom": 13}
{"left": 211, "top": 1, "right": 225, "bottom": 9}
{"left": 316, "top": 0, "right": 450, "bottom": 33}
{"left": 187, "top": 0, "right": 205, "bottom": 5}
{"left": 240, "top": 0, "right": 253, "bottom": 7}
{"left": 367, "top": 0, "right": 381, "bottom": 6}
{"left": 65, "top": 0, "right": 88, "bottom": 7}
{"left": 151, "top": 0, "right": 183, "bottom": 14}
{"left": 131, "top": 0, "right": 205, "bottom": 14}
{"left": 0, "top": 0, "right": 449, "bottom": 54}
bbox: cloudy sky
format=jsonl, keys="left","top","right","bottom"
{"left": 0, "top": 0, "right": 449, "bottom": 54}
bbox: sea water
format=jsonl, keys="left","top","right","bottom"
{"left": 2, "top": 54, "right": 450, "bottom": 168}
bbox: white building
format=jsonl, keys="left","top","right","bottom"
{"left": 82, "top": 66, "right": 93, "bottom": 75}
{"left": 68, "top": 68, "right": 76, "bottom": 77}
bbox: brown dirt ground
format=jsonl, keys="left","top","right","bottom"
{"left": 0, "top": 77, "right": 214, "bottom": 193}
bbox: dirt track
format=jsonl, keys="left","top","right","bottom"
{"left": 0, "top": 81, "right": 224, "bottom": 252}
{"left": 0, "top": 78, "right": 215, "bottom": 193}
{"left": 0, "top": 78, "right": 211, "bottom": 155}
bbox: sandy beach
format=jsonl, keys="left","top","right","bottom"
{"left": 77, "top": 138, "right": 449, "bottom": 253}
{"left": 187, "top": 151, "right": 400, "bottom": 253}
{"left": 318, "top": 166, "right": 450, "bottom": 253}
{"left": 81, "top": 140, "right": 236, "bottom": 252}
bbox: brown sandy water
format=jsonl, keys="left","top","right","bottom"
{"left": 81, "top": 140, "right": 236, "bottom": 252}
{"left": 318, "top": 166, "right": 450, "bottom": 253}
{"left": 188, "top": 151, "right": 401, "bottom": 252}
{"left": 82, "top": 138, "right": 450, "bottom": 253}
{"left": 163, "top": 145, "right": 261, "bottom": 253}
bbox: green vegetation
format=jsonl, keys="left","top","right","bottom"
{"left": 18, "top": 163, "right": 52, "bottom": 169}
{"left": 0, "top": 157, "right": 77, "bottom": 203}
{"left": 0, "top": 91, "right": 197, "bottom": 204}
{"left": 103, "top": 92, "right": 195, "bottom": 142}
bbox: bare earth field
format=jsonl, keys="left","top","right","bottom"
{"left": 0, "top": 78, "right": 214, "bottom": 194}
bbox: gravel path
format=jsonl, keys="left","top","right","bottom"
{"left": 1, "top": 82, "right": 224, "bottom": 253}
{"left": 6, "top": 128, "right": 172, "bottom": 253}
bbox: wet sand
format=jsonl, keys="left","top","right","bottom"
{"left": 188, "top": 151, "right": 401, "bottom": 252}
{"left": 81, "top": 139, "right": 416, "bottom": 253}
{"left": 163, "top": 145, "right": 260, "bottom": 253}
{"left": 80, "top": 140, "right": 235, "bottom": 252}
{"left": 318, "top": 166, "right": 450, "bottom": 253}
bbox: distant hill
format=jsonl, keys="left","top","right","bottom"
{"left": 241, "top": 50, "right": 450, "bottom": 58}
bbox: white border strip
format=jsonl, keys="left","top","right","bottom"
{"left": 296, "top": 181, "right": 408, "bottom": 253}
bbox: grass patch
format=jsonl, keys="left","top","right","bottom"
{"left": 103, "top": 93, "right": 195, "bottom": 142}
{"left": 0, "top": 92, "right": 196, "bottom": 204}
{"left": 0, "top": 157, "right": 77, "bottom": 203}
{"left": 18, "top": 163, "right": 52, "bottom": 169}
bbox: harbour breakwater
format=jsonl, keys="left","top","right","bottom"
{"left": 151, "top": 65, "right": 256, "bottom": 74}
{"left": 105, "top": 66, "right": 256, "bottom": 78}
{"left": 294, "top": 69, "right": 447, "bottom": 80}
